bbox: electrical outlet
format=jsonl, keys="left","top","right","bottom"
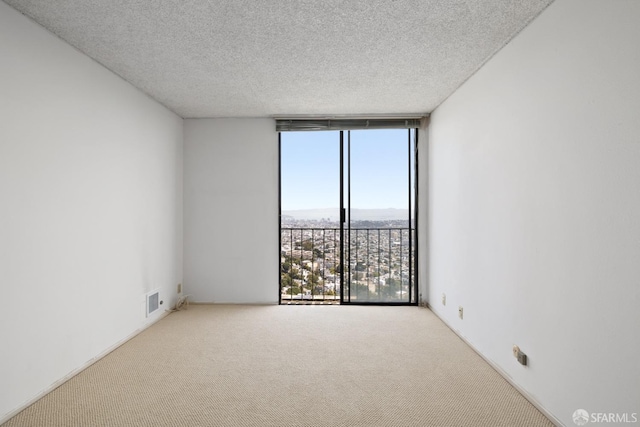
{"left": 517, "top": 352, "right": 528, "bottom": 366}
{"left": 458, "top": 306, "right": 463, "bottom": 319}
{"left": 177, "top": 283, "right": 182, "bottom": 294}
{"left": 442, "top": 293, "right": 446, "bottom": 305}
{"left": 513, "top": 345, "right": 528, "bottom": 366}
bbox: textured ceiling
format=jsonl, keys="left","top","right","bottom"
{"left": 4, "top": 0, "right": 553, "bottom": 118}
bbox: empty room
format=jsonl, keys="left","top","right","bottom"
{"left": 1, "top": 1, "right": 639, "bottom": 426}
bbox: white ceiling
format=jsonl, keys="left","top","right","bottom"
{"left": 4, "top": 0, "right": 553, "bottom": 118}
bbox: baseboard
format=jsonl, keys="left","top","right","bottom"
{"left": 424, "top": 303, "right": 564, "bottom": 427}
{"left": 0, "top": 310, "right": 171, "bottom": 425}
{"left": 190, "top": 301, "right": 278, "bottom": 305}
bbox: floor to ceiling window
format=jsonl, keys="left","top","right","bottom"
{"left": 279, "top": 120, "right": 418, "bottom": 305}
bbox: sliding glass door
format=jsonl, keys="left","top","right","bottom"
{"left": 280, "top": 131, "right": 341, "bottom": 303}
{"left": 280, "top": 127, "right": 417, "bottom": 305}
{"left": 343, "top": 129, "right": 416, "bottom": 304}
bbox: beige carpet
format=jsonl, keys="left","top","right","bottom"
{"left": 4, "top": 305, "right": 553, "bottom": 426}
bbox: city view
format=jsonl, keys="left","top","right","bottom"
{"left": 280, "top": 128, "right": 416, "bottom": 304}
{"left": 281, "top": 215, "right": 415, "bottom": 303}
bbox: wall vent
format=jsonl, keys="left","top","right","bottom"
{"left": 146, "top": 290, "right": 160, "bottom": 317}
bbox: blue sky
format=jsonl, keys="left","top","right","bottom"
{"left": 280, "top": 129, "right": 413, "bottom": 211}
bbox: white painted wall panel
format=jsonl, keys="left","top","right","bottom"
{"left": 184, "top": 119, "right": 278, "bottom": 303}
{"left": 0, "top": 3, "right": 183, "bottom": 420}
{"left": 417, "top": 123, "right": 429, "bottom": 305}
{"left": 428, "top": 1, "right": 640, "bottom": 424}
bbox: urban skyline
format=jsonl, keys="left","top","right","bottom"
{"left": 281, "top": 218, "right": 415, "bottom": 303}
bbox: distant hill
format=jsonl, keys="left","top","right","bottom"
{"left": 282, "top": 208, "right": 408, "bottom": 221}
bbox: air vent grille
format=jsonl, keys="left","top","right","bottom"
{"left": 146, "top": 290, "right": 160, "bottom": 317}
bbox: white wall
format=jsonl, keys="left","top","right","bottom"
{"left": 0, "top": 3, "right": 183, "bottom": 421}
{"left": 184, "top": 119, "right": 279, "bottom": 303}
{"left": 428, "top": 0, "right": 640, "bottom": 425}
